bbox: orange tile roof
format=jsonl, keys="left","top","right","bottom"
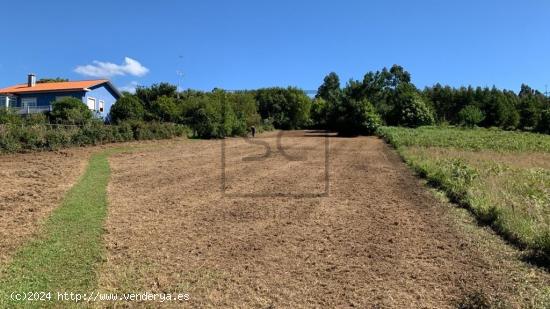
{"left": 0, "top": 80, "right": 109, "bottom": 94}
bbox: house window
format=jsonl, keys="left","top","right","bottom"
{"left": 0, "top": 95, "right": 15, "bottom": 108}
{"left": 98, "top": 100, "right": 105, "bottom": 112}
{"left": 21, "top": 97, "right": 37, "bottom": 108}
{"left": 87, "top": 97, "right": 96, "bottom": 110}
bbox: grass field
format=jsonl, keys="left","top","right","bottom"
{"left": 379, "top": 126, "right": 550, "bottom": 258}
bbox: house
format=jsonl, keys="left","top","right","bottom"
{"left": 0, "top": 74, "right": 121, "bottom": 119}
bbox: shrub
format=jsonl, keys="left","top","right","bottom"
{"left": 0, "top": 122, "right": 187, "bottom": 153}
{"left": 24, "top": 113, "right": 48, "bottom": 125}
{"left": 18, "top": 126, "right": 47, "bottom": 149}
{"left": 109, "top": 95, "right": 145, "bottom": 124}
{"left": 50, "top": 97, "right": 93, "bottom": 125}
{"left": 0, "top": 109, "right": 23, "bottom": 125}
{"left": 362, "top": 100, "right": 383, "bottom": 135}
{"left": 458, "top": 105, "right": 485, "bottom": 127}
{"left": 398, "top": 93, "right": 435, "bottom": 128}
{"left": 0, "top": 125, "right": 21, "bottom": 152}
{"left": 44, "top": 128, "right": 75, "bottom": 150}
{"left": 113, "top": 122, "right": 135, "bottom": 141}
{"left": 329, "top": 98, "right": 381, "bottom": 136}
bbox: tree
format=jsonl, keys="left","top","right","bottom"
{"left": 481, "top": 88, "right": 519, "bottom": 129}
{"left": 316, "top": 72, "right": 342, "bottom": 104}
{"left": 386, "top": 84, "right": 434, "bottom": 127}
{"left": 182, "top": 93, "right": 233, "bottom": 138}
{"left": 50, "top": 97, "right": 93, "bottom": 124}
{"left": 326, "top": 96, "right": 381, "bottom": 136}
{"left": 399, "top": 93, "right": 435, "bottom": 127}
{"left": 388, "top": 64, "right": 411, "bottom": 87}
{"left": 150, "top": 96, "right": 180, "bottom": 122}
{"left": 135, "top": 83, "right": 178, "bottom": 118}
{"left": 458, "top": 105, "right": 485, "bottom": 127}
{"left": 255, "top": 87, "right": 311, "bottom": 129}
{"left": 536, "top": 108, "right": 550, "bottom": 134}
{"left": 347, "top": 65, "right": 415, "bottom": 124}
{"left": 310, "top": 97, "right": 328, "bottom": 128}
{"left": 227, "top": 92, "right": 261, "bottom": 135}
{"left": 518, "top": 95, "right": 542, "bottom": 129}
{"left": 109, "top": 95, "right": 145, "bottom": 124}
{"left": 518, "top": 84, "right": 545, "bottom": 130}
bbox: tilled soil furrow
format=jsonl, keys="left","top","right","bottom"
{"left": 99, "top": 131, "right": 550, "bottom": 308}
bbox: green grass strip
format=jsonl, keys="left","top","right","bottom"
{"left": 0, "top": 150, "right": 117, "bottom": 307}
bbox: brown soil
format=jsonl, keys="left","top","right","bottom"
{"left": 0, "top": 138, "right": 183, "bottom": 265}
{"left": 0, "top": 149, "right": 91, "bottom": 263}
{"left": 99, "top": 131, "right": 549, "bottom": 308}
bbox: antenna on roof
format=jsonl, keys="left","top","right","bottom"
{"left": 176, "top": 55, "right": 184, "bottom": 99}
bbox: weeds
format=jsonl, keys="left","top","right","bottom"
{"left": 380, "top": 126, "right": 550, "bottom": 258}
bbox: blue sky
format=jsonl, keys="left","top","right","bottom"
{"left": 1, "top": 0, "right": 549, "bottom": 93}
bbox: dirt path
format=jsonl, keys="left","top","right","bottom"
{"left": 99, "top": 131, "right": 549, "bottom": 308}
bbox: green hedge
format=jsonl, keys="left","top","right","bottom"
{"left": 0, "top": 121, "right": 188, "bottom": 153}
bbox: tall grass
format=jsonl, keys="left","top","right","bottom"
{"left": 379, "top": 126, "right": 550, "bottom": 257}
{"left": 380, "top": 126, "right": 550, "bottom": 152}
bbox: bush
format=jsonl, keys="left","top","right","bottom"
{"left": 328, "top": 98, "right": 381, "bottom": 136}
{"left": 458, "top": 105, "right": 485, "bottom": 127}
{"left": 50, "top": 97, "right": 93, "bottom": 125}
{"left": 24, "top": 113, "right": 48, "bottom": 125}
{"left": 18, "top": 126, "right": 47, "bottom": 149}
{"left": 398, "top": 93, "right": 435, "bottom": 128}
{"left": 362, "top": 100, "right": 382, "bottom": 135}
{"left": 109, "top": 95, "right": 145, "bottom": 124}
{"left": 0, "top": 109, "right": 23, "bottom": 125}
{"left": 44, "top": 128, "right": 75, "bottom": 150}
{"left": 0, "top": 122, "right": 187, "bottom": 153}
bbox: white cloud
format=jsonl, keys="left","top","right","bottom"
{"left": 119, "top": 81, "right": 140, "bottom": 94}
{"left": 74, "top": 57, "right": 149, "bottom": 78}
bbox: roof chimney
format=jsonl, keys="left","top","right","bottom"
{"left": 27, "top": 74, "right": 36, "bottom": 87}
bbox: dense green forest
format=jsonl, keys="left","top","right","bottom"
{"left": 106, "top": 65, "right": 549, "bottom": 137}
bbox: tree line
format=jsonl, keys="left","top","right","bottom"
{"left": 108, "top": 65, "right": 549, "bottom": 137}
{"left": 109, "top": 84, "right": 312, "bottom": 138}
{"left": 423, "top": 83, "right": 549, "bottom": 132}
